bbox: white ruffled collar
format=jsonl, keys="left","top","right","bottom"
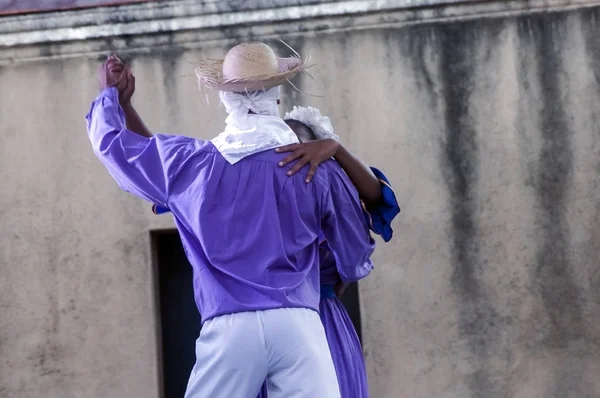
{"left": 211, "top": 113, "right": 299, "bottom": 165}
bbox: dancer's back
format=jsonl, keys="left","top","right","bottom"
{"left": 166, "top": 138, "right": 372, "bottom": 322}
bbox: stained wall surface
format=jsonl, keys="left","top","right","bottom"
{"left": 1, "top": 1, "right": 600, "bottom": 397}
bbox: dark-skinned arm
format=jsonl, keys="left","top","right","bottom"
{"left": 107, "top": 57, "right": 153, "bottom": 139}
{"left": 121, "top": 103, "right": 153, "bottom": 138}
{"left": 118, "top": 67, "right": 153, "bottom": 138}
{"left": 333, "top": 143, "right": 382, "bottom": 207}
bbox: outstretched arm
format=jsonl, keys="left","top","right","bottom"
{"left": 277, "top": 139, "right": 400, "bottom": 242}
{"left": 87, "top": 56, "right": 191, "bottom": 207}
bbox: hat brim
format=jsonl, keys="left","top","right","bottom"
{"left": 195, "top": 56, "right": 310, "bottom": 93}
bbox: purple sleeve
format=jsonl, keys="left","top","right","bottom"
{"left": 321, "top": 166, "right": 376, "bottom": 283}
{"left": 85, "top": 88, "right": 191, "bottom": 207}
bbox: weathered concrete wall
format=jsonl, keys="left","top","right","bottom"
{"left": 2, "top": 1, "right": 600, "bottom": 397}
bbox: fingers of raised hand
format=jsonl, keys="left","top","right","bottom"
{"left": 115, "top": 69, "right": 127, "bottom": 90}
{"left": 127, "top": 70, "right": 135, "bottom": 93}
{"left": 120, "top": 70, "right": 135, "bottom": 103}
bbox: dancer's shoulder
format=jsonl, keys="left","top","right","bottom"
{"left": 309, "top": 158, "right": 348, "bottom": 186}
{"left": 155, "top": 135, "right": 218, "bottom": 155}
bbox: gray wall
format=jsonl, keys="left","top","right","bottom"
{"left": 1, "top": 1, "right": 600, "bottom": 397}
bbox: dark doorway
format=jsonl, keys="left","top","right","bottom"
{"left": 153, "top": 230, "right": 201, "bottom": 398}
{"left": 153, "top": 229, "right": 364, "bottom": 397}
{"left": 339, "top": 282, "right": 363, "bottom": 343}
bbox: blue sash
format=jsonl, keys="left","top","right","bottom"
{"left": 320, "top": 284, "right": 336, "bottom": 299}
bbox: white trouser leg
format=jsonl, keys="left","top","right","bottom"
{"left": 263, "top": 308, "right": 341, "bottom": 398}
{"left": 184, "top": 312, "right": 268, "bottom": 398}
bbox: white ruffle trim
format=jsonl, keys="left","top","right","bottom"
{"left": 284, "top": 106, "right": 340, "bottom": 142}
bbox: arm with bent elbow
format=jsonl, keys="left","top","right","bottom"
{"left": 86, "top": 86, "right": 190, "bottom": 207}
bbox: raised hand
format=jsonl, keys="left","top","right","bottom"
{"left": 99, "top": 55, "right": 124, "bottom": 90}
{"left": 119, "top": 67, "right": 135, "bottom": 107}
{"left": 98, "top": 54, "right": 134, "bottom": 106}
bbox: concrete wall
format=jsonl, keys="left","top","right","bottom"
{"left": 0, "top": 0, "right": 151, "bottom": 16}
{"left": 2, "top": 1, "right": 600, "bottom": 397}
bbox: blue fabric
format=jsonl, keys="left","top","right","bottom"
{"left": 320, "top": 284, "right": 336, "bottom": 299}
{"left": 364, "top": 167, "right": 400, "bottom": 242}
{"left": 152, "top": 204, "right": 170, "bottom": 214}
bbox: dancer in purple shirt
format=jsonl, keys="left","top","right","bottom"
{"left": 86, "top": 43, "right": 374, "bottom": 398}
{"left": 153, "top": 107, "right": 400, "bottom": 398}
{"left": 117, "top": 56, "right": 399, "bottom": 397}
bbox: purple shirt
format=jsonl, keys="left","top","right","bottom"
{"left": 86, "top": 88, "right": 375, "bottom": 323}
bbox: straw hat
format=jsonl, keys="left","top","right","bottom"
{"left": 195, "top": 42, "right": 309, "bottom": 93}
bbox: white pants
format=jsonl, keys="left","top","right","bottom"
{"left": 184, "top": 307, "right": 341, "bottom": 398}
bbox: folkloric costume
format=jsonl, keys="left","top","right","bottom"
{"left": 154, "top": 106, "right": 401, "bottom": 398}
{"left": 86, "top": 42, "right": 375, "bottom": 398}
